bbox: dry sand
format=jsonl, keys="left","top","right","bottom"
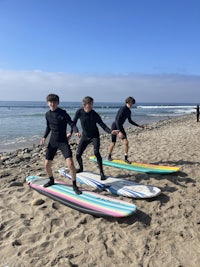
{"left": 0, "top": 114, "right": 200, "bottom": 267}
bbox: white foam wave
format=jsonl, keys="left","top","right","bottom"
{"left": 137, "top": 105, "right": 196, "bottom": 109}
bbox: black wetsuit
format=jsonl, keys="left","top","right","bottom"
{"left": 73, "top": 108, "right": 111, "bottom": 172}
{"left": 196, "top": 106, "right": 199, "bottom": 122}
{"left": 43, "top": 107, "right": 78, "bottom": 160}
{"left": 111, "top": 105, "right": 139, "bottom": 142}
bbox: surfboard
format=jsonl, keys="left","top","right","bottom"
{"left": 89, "top": 156, "right": 180, "bottom": 174}
{"left": 58, "top": 168, "right": 161, "bottom": 198}
{"left": 26, "top": 175, "right": 137, "bottom": 218}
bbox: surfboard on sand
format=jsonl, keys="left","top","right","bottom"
{"left": 58, "top": 168, "right": 161, "bottom": 199}
{"left": 89, "top": 156, "right": 180, "bottom": 174}
{"left": 26, "top": 175, "right": 137, "bottom": 218}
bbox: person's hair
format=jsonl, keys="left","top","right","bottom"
{"left": 46, "top": 94, "right": 59, "bottom": 103}
{"left": 82, "top": 96, "right": 94, "bottom": 105}
{"left": 125, "top": 96, "right": 135, "bottom": 104}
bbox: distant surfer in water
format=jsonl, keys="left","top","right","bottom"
{"left": 71, "top": 96, "right": 119, "bottom": 180}
{"left": 40, "top": 94, "right": 82, "bottom": 194}
{"left": 108, "top": 96, "right": 144, "bottom": 164}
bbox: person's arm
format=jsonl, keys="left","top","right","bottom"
{"left": 128, "top": 117, "right": 144, "bottom": 128}
{"left": 127, "top": 116, "right": 140, "bottom": 127}
{"left": 127, "top": 110, "right": 144, "bottom": 128}
{"left": 41, "top": 115, "right": 50, "bottom": 145}
{"left": 69, "top": 109, "right": 82, "bottom": 137}
{"left": 95, "top": 113, "right": 112, "bottom": 134}
{"left": 66, "top": 112, "right": 79, "bottom": 134}
{"left": 43, "top": 115, "right": 51, "bottom": 138}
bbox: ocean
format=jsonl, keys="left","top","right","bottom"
{"left": 0, "top": 101, "right": 196, "bottom": 153}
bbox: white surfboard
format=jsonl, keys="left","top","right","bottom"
{"left": 58, "top": 168, "right": 161, "bottom": 199}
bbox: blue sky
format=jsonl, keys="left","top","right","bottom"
{"left": 0, "top": 0, "right": 200, "bottom": 102}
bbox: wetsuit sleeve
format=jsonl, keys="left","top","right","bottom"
{"left": 127, "top": 113, "right": 139, "bottom": 127}
{"left": 66, "top": 112, "right": 79, "bottom": 133}
{"left": 96, "top": 113, "right": 111, "bottom": 134}
{"left": 43, "top": 114, "right": 51, "bottom": 138}
{"left": 73, "top": 109, "right": 80, "bottom": 125}
{"left": 70, "top": 109, "right": 81, "bottom": 134}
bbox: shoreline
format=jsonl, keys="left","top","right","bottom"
{"left": 0, "top": 114, "right": 194, "bottom": 155}
{"left": 0, "top": 113, "right": 200, "bottom": 266}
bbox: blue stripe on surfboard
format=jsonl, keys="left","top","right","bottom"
{"left": 104, "top": 183, "right": 161, "bottom": 198}
{"left": 51, "top": 184, "right": 136, "bottom": 213}
{"left": 106, "top": 185, "right": 149, "bottom": 198}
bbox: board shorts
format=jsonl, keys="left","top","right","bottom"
{"left": 46, "top": 141, "right": 72, "bottom": 160}
{"left": 111, "top": 122, "right": 127, "bottom": 143}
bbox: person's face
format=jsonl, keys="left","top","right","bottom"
{"left": 48, "top": 101, "right": 59, "bottom": 111}
{"left": 83, "top": 102, "right": 93, "bottom": 113}
{"left": 127, "top": 101, "right": 134, "bottom": 108}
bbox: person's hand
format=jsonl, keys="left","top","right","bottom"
{"left": 40, "top": 138, "right": 46, "bottom": 146}
{"left": 118, "top": 131, "right": 124, "bottom": 139}
{"left": 75, "top": 132, "right": 81, "bottom": 138}
{"left": 111, "top": 130, "right": 119, "bottom": 135}
{"left": 66, "top": 133, "right": 72, "bottom": 140}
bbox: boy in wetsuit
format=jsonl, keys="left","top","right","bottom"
{"left": 40, "top": 94, "right": 81, "bottom": 194}
{"left": 72, "top": 96, "right": 118, "bottom": 180}
{"left": 108, "top": 96, "right": 144, "bottom": 164}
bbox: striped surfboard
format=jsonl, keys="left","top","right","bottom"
{"left": 89, "top": 156, "right": 180, "bottom": 174}
{"left": 58, "top": 168, "right": 161, "bottom": 199}
{"left": 26, "top": 175, "right": 137, "bottom": 218}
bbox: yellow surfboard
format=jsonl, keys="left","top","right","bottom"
{"left": 89, "top": 156, "right": 180, "bottom": 174}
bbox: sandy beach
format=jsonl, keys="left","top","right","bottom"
{"left": 0, "top": 114, "right": 200, "bottom": 267}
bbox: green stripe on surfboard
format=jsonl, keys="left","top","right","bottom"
{"left": 89, "top": 156, "right": 180, "bottom": 174}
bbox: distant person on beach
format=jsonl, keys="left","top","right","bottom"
{"left": 108, "top": 96, "right": 144, "bottom": 164}
{"left": 195, "top": 105, "right": 199, "bottom": 122}
{"left": 72, "top": 96, "right": 119, "bottom": 180}
{"left": 40, "top": 93, "right": 81, "bottom": 194}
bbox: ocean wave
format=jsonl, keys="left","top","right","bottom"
{"left": 137, "top": 105, "right": 196, "bottom": 109}
{"left": 146, "top": 113, "right": 179, "bottom": 117}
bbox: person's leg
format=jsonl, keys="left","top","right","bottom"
{"left": 108, "top": 123, "right": 117, "bottom": 160}
{"left": 120, "top": 130, "right": 131, "bottom": 164}
{"left": 45, "top": 159, "right": 53, "bottom": 177}
{"left": 44, "top": 160, "right": 55, "bottom": 187}
{"left": 108, "top": 142, "right": 115, "bottom": 160}
{"left": 93, "top": 137, "right": 106, "bottom": 180}
{"left": 76, "top": 137, "right": 89, "bottom": 172}
{"left": 123, "top": 138, "right": 131, "bottom": 164}
{"left": 66, "top": 157, "right": 82, "bottom": 194}
{"left": 60, "top": 142, "right": 82, "bottom": 195}
{"left": 43, "top": 145, "right": 57, "bottom": 187}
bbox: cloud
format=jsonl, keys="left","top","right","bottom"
{"left": 0, "top": 69, "right": 200, "bottom": 103}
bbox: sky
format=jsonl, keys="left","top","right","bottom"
{"left": 0, "top": 0, "right": 200, "bottom": 103}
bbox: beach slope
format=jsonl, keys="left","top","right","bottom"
{"left": 0, "top": 114, "right": 199, "bottom": 267}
